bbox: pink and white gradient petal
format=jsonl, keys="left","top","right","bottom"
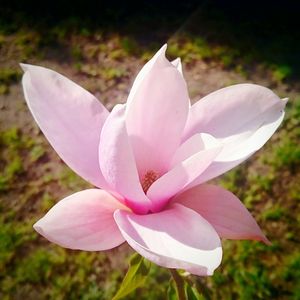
{"left": 171, "top": 133, "right": 219, "bottom": 167}
{"left": 125, "top": 45, "right": 190, "bottom": 177}
{"left": 182, "top": 84, "right": 287, "bottom": 186}
{"left": 186, "top": 104, "right": 286, "bottom": 188}
{"left": 114, "top": 203, "right": 222, "bottom": 276}
{"left": 171, "top": 57, "right": 183, "bottom": 75}
{"left": 147, "top": 140, "right": 222, "bottom": 212}
{"left": 175, "top": 184, "right": 269, "bottom": 243}
{"left": 21, "top": 64, "right": 109, "bottom": 188}
{"left": 99, "top": 104, "right": 152, "bottom": 214}
{"left": 34, "top": 189, "right": 127, "bottom": 251}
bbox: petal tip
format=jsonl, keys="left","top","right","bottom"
{"left": 281, "top": 97, "right": 289, "bottom": 105}
{"left": 33, "top": 220, "right": 44, "bottom": 235}
{"left": 20, "top": 63, "right": 29, "bottom": 72}
{"left": 20, "top": 63, "right": 38, "bottom": 73}
{"left": 161, "top": 43, "right": 168, "bottom": 51}
{"left": 157, "top": 44, "right": 168, "bottom": 60}
{"left": 261, "top": 235, "right": 272, "bottom": 246}
{"left": 171, "top": 57, "right": 181, "bottom": 69}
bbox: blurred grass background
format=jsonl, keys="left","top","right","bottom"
{"left": 0, "top": 1, "right": 300, "bottom": 299}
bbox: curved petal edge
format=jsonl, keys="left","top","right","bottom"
{"left": 21, "top": 64, "right": 109, "bottom": 188}
{"left": 175, "top": 184, "right": 270, "bottom": 244}
{"left": 114, "top": 203, "right": 222, "bottom": 276}
{"left": 34, "top": 189, "right": 127, "bottom": 251}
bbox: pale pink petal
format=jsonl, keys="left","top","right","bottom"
{"left": 126, "top": 44, "right": 167, "bottom": 107}
{"left": 34, "top": 189, "right": 127, "bottom": 251}
{"left": 186, "top": 106, "right": 286, "bottom": 188}
{"left": 114, "top": 203, "right": 222, "bottom": 276}
{"left": 171, "top": 57, "right": 183, "bottom": 75}
{"left": 21, "top": 64, "right": 109, "bottom": 188}
{"left": 183, "top": 84, "right": 285, "bottom": 140}
{"left": 147, "top": 140, "right": 222, "bottom": 212}
{"left": 125, "top": 45, "right": 190, "bottom": 177}
{"left": 171, "top": 133, "right": 219, "bottom": 167}
{"left": 182, "top": 84, "right": 287, "bottom": 184}
{"left": 171, "top": 57, "right": 190, "bottom": 106}
{"left": 175, "top": 184, "right": 269, "bottom": 243}
{"left": 99, "top": 104, "right": 152, "bottom": 214}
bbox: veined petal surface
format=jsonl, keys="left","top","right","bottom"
{"left": 175, "top": 184, "right": 269, "bottom": 243}
{"left": 125, "top": 46, "right": 190, "bottom": 177}
{"left": 147, "top": 137, "right": 222, "bottom": 212}
{"left": 114, "top": 203, "right": 222, "bottom": 276}
{"left": 34, "top": 189, "right": 127, "bottom": 251}
{"left": 182, "top": 84, "right": 287, "bottom": 185}
{"left": 21, "top": 64, "right": 109, "bottom": 188}
{"left": 99, "top": 105, "right": 152, "bottom": 214}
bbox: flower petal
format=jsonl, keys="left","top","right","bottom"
{"left": 125, "top": 45, "right": 190, "bottom": 177}
{"left": 34, "top": 189, "right": 127, "bottom": 251}
{"left": 126, "top": 44, "right": 167, "bottom": 107}
{"left": 114, "top": 203, "right": 222, "bottom": 276}
{"left": 186, "top": 106, "right": 286, "bottom": 188}
{"left": 182, "top": 84, "right": 287, "bottom": 184}
{"left": 171, "top": 57, "right": 183, "bottom": 75}
{"left": 99, "top": 104, "right": 152, "bottom": 214}
{"left": 147, "top": 138, "right": 222, "bottom": 212}
{"left": 175, "top": 184, "right": 269, "bottom": 243}
{"left": 184, "top": 83, "right": 285, "bottom": 140}
{"left": 21, "top": 64, "right": 109, "bottom": 188}
{"left": 171, "top": 133, "right": 219, "bottom": 167}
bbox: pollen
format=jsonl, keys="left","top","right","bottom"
{"left": 141, "top": 170, "right": 159, "bottom": 193}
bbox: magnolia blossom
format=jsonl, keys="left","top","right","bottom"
{"left": 21, "top": 45, "right": 287, "bottom": 276}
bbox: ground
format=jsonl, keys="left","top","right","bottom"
{"left": 0, "top": 3, "right": 300, "bottom": 299}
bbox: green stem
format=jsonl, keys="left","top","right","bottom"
{"left": 170, "top": 269, "right": 187, "bottom": 300}
{"left": 185, "top": 276, "right": 211, "bottom": 300}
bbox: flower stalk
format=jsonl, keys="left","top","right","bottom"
{"left": 170, "top": 269, "right": 187, "bottom": 300}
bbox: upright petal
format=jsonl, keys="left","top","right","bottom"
{"left": 99, "top": 105, "right": 152, "bottom": 214}
{"left": 126, "top": 44, "right": 167, "bottom": 107}
{"left": 175, "top": 184, "right": 269, "bottom": 243}
{"left": 21, "top": 64, "right": 109, "bottom": 188}
{"left": 125, "top": 45, "right": 190, "bottom": 177}
{"left": 114, "top": 204, "right": 222, "bottom": 276}
{"left": 171, "top": 57, "right": 183, "bottom": 75}
{"left": 182, "top": 84, "right": 287, "bottom": 184}
{"left": 34, "top": 189, "right": 127, "bottom": 251}
{"left": 147, "top": 135, "right": 222, "bottom": 212}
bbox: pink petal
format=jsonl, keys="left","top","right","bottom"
{"left": 184, "top": 83, "right": 285, "bottom": 140}
{"left": 99, "top": 104, "right": 152, "bottom": 214}
{"left": 182, "top": 84, "right": 287, "bottom": 184}
{"left": 126, "top": 44, "right": 167, "bottom": 107}
{"left": 125, "top": 45, "right": 190, "bottom": 177}
{"left": 147, "top": 138, "right": 222, "bottom": 212}
{"left": 21, "top": 64, "right": 109, "bottom": 188}
{"left": 171, "top": 57, "right": 190, "bottom": 106}
{"left": 34, "top": 189, "right": 127, "bottom": 251}
{"left": 171, "top": 57, "right": 183, "bottom": 75}
{"left": 175, "top": 184, "right": 269, "bottom": 243}
{"left": 186, "top": 106, "right": 286, "bottom": 188}
{"left": 171, "top": 133, "right": 219, "bottom": 167}
{"left": 114, "top": 203, "right": 222, "bottom": 276}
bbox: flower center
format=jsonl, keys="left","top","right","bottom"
{"left": 141, "top": 170, "right": 159, "bottom": 193}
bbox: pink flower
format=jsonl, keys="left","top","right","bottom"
{"left": 21, "top": 45, "right": 287, "bottom": 276}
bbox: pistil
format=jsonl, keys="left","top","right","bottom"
{"left": 141, "top": 170, "right": 159, "bottom": 193}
